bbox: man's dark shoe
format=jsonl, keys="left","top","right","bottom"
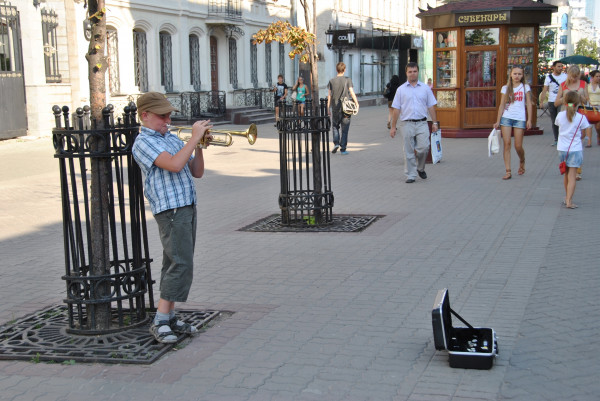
{"left": 405, "top": 178, "right": 415, "bottom": 183}
{"left": 418, "top": 170, "right": 427, "bottom": 179}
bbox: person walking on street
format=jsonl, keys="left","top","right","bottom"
{"left": 328, "top": 62, "right": 359, "bottom": 155}
{"left": 273, "top": 74, "right": 288, "bottom": 125}
{"left": 292, "top": 76, "right": 309, "bottom": 116}
{"left": 556, "top": 65, "right": 590, "bottom": 180}
{"left": 389, "top": 62, "right": 438, "bottom": 183}
{"left": 586, "top": 69, "right": 600, "bottom": 146}
{"left": 555, "top": 91, "right": 590, "bottom": 209}
{"left": 493, "top": 66, "right": 533, "bottom": 180}
{"left": 384, "top": 75, "right": 401, "bottom": 129}
{"left": 539, "top": 60, "right": 567, "bottom": 146}
{"left": 132, "top": 92, "right": 213, "bottom": 344}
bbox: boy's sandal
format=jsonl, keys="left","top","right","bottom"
{"left": 150, "top": 320, "right": 178, "bottom": 344}
{"left": 169, "top": 316, "right": 199, "bottom": 335}
{"left": 502, "top": 169, "right": 512, "bottom": 180}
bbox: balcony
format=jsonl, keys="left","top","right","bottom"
{"left": 208, "top": 0, "right": 242, "bottom": 23}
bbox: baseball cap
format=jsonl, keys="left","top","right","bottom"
{"left": 137, "top": 92, "right": 179, "bottom": 114}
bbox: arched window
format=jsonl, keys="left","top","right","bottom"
{"left": 133, "top": 29, "right": 148, "bottom": 92}
{"left": 106, "top": 27, "right": 120, "bottom": 94}
{"left": 250, "top": 39, "right": 258, "bottom": 88}
{"left": 561, "top": 14, "right": 568, "bottom": 31}
{"left": 189, "top": 34, "right": 201, "bottom": 91}
{"left": 159, "top": 31, "right": 173, "bottom": 92}
{"left": 229, "top": 37, "right": 238, "bottom": 89}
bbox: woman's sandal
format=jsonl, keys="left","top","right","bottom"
{"left": 502, "top": 169, "right": 512, "bottom": 180}
{"left": 518, "top": 160, "right": 525, "bottom": 175}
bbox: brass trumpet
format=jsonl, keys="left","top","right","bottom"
{"left": 172, "top": 124, "right": 258, "bottom": 148}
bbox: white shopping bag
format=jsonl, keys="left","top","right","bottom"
{"left": 488, "top": 129, "right": 499, "bottom": 157}
{"left": 431, "top": 129, "right": 442, "bottom": 164}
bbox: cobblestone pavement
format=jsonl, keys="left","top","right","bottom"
{"left": 0, "top": 103, "right": 598, "bottom": 401}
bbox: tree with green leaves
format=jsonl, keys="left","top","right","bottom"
{"left": 575, "top": 38, "right": 599, "bottom": 60}
{"left": 252, "top": 0, "right": 319, "bottom": 102}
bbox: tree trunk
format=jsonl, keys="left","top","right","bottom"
{"left": 86, "top": 0, "right": 111, "bottom": 330}
{"left": 300, "top": 0, "right": 319, "bottom": 103}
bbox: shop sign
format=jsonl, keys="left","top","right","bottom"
{"left": 411, "top": 35, "right": 424, "bottom": 49}
{"left": 332, "top": 29, "right": 357, "bottom": 47}
{"left": 483, "top": 51, "right": 492, "bottom": 82}
{"left": 455, "top": 11, "right": 509, "bottom": 26}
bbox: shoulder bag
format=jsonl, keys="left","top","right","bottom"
{"left": 342, "top": 78, "right": 358, "bottom": 116}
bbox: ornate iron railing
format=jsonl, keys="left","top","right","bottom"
{"left": 232, "top": 88, "right": 274, "bottom": 110}
{"left": 277, "top": 98, "right": 334, "bottom": 226}
{"left": 208, "top": 0, "right": 242, "bottom": 20}
{"left": 52, "top": 103, "right": 154, "bottom": 335}
{"left": 165, "top": 91, "right": 227, "bottom": 120}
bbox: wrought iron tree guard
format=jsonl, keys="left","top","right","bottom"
{"left": 277, "top": 98, "right": 334, "bottom": 226}
{"left": 52, "top": 103, "right": 154, "bottom": 335}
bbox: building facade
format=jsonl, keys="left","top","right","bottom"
{"left": 1, "top": 0, "right": 434, "bottom": 139}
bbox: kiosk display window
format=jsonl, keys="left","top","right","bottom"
{"left": 465, "top": 28, "right": 499, "bottom": 46}
{"left": 436, "top": 30, "right": 457, "bottom": 48}
{"left": 436, "top": 50, "right": 457, "bottom": 88}
{"left": 437, "top": 90, "right": 457, "bottom": 108}
{"left": 507, "top": 27, "right": 535, "bottom": 84}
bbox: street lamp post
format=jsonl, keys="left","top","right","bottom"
{"left": 325, "top": 24, "right": 357, "bottom": 63}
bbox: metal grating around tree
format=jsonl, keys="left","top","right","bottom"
{"left": 0, "top": 305, "right": 225, "bottom": 365}
{"left": 239, "top": 214, "right": 384, "bottom": 233}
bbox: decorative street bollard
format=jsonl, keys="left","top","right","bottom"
{"left": 52, "top": 102, "right": 154, "bottom": 335}
{"left": 277, "top": 98, "right": 334, "bottom": 226}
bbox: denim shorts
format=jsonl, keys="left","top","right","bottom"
{"left": 500, "top": 117, "right": 526, "bottom": 129}
{"left": 558, "top": 150, "right": 583, "bottom": 168}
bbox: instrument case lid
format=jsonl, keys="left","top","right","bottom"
{"left": 431, "top": 288, "right": 476, "bottom": 350}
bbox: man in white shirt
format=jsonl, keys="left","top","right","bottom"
{"left": 390, "top": 63, "right": 438, "bottom": 183}
{"left": 540, "top": 61, "right": 567, "bottom": 145}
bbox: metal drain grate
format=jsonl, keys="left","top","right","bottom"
{"left": 239, "top": 214, "right": 384, "bottom": 233}
{"left": 0, "top": 305, "right": 225, "bottom": 364}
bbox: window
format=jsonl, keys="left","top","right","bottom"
{"left": 106, "top": 28, "right": 120, "bottom": 94}
{"left": 279, "top": 43, "right": 285, "bottom": 77}
{"left": 133, "top": 30, "right": 148, "bottom": 92}
{"left": 561, "top": 14, "right": 568, "bottom": 31}
{"left": 465, "top": 28, "right": 499, "bottom": 46}
{"left": 559, "top": 49, "right": 566, "bottom": 58}
{"left": 189, "top": 34, "right": 201, "bottom": 91}
{"left": 229, "top": 37, "right": 238, "bottom": 89}
{"left": 0, "top": 5, "right": 23, "bottom": 74}
{"left": 560, "top": 35, "right": 567, "bottom": 45}
{"left": 159, "top": 32, "right": 173, "bottom": 92}
{"left": 41, "top": 8, "right": 61, "bottom": 83}
{"left": 250, "top": 39, "right": 257, "bottom": 88}
{"left": 265, "top": 42, "right": 272, "bottom": 86}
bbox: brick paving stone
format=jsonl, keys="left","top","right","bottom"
{"left": 1, "top": 103, "right": 599, "bottom": 400}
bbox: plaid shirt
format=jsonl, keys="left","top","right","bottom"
{"left": 132, "top": 126, "right": 196, "bottom": 215}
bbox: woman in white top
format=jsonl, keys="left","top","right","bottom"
{"left": 493, "top": 66, "right": 533, "bottom": 180}
{"left": 554, "top": 91, "right": 590, "bottom": 209}
{"left": 587, "top": 70, "right": 600, "bottom": 146}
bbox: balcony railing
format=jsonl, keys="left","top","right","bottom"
{"left": 208, "top": 0, "right": 242, "bottom": 20}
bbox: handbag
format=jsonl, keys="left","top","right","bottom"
{"left": 488, "top": 129, "right": 499, "bottom": 157}
{"left": 430, "top": 129, "right": 442, "bottom": 164}
{"left": 341, "top": 78, "right": 358, "bottom": 116}
{"left": 560, "top": 115, "right": 584, "bottom": 175}
{"left": 577, "top": 105, "right": 600, "bottom": 123}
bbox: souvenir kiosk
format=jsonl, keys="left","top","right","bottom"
{"left": 417, "top": 0, "right": 558, "bottom": 138}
